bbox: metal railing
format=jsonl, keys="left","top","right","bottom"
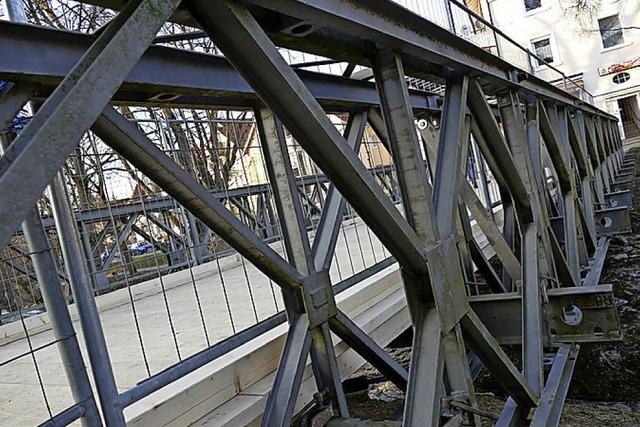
{"left": 0, "top": 108, "right": 401, "bottom": 425}
{"left": 393, "top": 0, "right": 595, "bottom": 104}
{"left": 1, "top": 1, "right": 604, "bottom": 425}
{"left": 0, "top": 102, "right": 504, "bottom": 425}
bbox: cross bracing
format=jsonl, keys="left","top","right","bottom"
{"left": 0, "top": 0, "right": 634, "bottom": 426}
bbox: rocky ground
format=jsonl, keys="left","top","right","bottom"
{"left": 343, "top": 149, "right": 640, "bottom": 425}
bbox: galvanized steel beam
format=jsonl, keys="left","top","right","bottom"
{"left": 312, "top": 112, "right": 367, "bottom": 272}
{"left": 93, "top": 106, "right": 304, "bottom": 290}
{"left": 257, "top": 105, "right": 348, "bottom": 421}
{"left": 0, "top": 21, "right": 438, "bottom": 112}
{"left": 0, "top": 0, "right": 628, "bottom": 424}
{"left": 186, "top": 0, "right": 428, "bottom": 277}
{"left": 0, "top": 0, "right": 182, "bottom": 249}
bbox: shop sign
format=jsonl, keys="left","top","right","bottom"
{"left": 598, "top": 57, "right": 640, "bottom": 76}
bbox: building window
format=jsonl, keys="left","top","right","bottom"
{"left": 532, "top": 37, "right": 554, "bottom": 66}
{"left": 524, "top": 0, "right": 542, "bottom": 12}
{"left": 464, "top": 0, "right": 484, "bottom": 18}
{"left": 598, "top": 15, "right": 625, "bottom": 49}
{"left": 612, "top": 72, "right": 631, "bottom": 84}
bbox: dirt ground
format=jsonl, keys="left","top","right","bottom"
{"left": 347, "top": 390, "right": 640, "bottom": 426}
{"left": 569, "top": 158, "right": 640, "bottom": 403}
{"left": 343, "top": 149, "right": 640, "bottom": 425}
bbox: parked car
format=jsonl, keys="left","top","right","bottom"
{"left": 100, "top": 250, "right": 121, "bottom": 263}
{"left": 128, "top": 241, "right": 153, "bottom": 256}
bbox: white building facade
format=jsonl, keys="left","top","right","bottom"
{"left": 484, "top": 0, "right": 640, "bottom": 140}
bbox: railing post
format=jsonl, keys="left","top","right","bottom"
{"left": 527, "top": 50, "right": 536, "bottom": 74}
{"left": 486, "top": 3, "right": 502, "bottom": 56}
{"left": 445, "top": 0, "right": 456, "bottom": 33}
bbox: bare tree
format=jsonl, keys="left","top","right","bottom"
{"left": 558, "top": 0, "right": 602, "bottom": 37}
{"left": 24, "top": 0, "right": 113, "bottom": 31}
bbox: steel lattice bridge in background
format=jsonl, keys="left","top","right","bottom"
{"left": 0, "top": 0, "right": 634, "bottom": 426}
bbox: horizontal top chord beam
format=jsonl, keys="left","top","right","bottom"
{"left": 72, "top": 0, "right": 615, "bottom": 119}
{"left": 0, "top": 21, "right": 439, "bottom": 112}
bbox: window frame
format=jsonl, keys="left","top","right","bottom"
{"left": 598, "top": 14, "right": 625, "bottom": 50}
{"left": 612, "top": 72, "right": 631, "bottom": 85}
{"left": 530, "top": 34, "right": 558, "bottom": 69}
{"left": 523, "top": 0, "right": 543, "bottom": 13}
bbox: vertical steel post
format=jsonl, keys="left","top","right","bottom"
{"left": 585, "top": 117, "right": 607, "bottom": 205}
{"left": 256, "top": 107, "right": 348, "bottom": 424}
{"left": 372, "top": 51, "right": 444, "bottom": 426}
{"left": 523, "top": 99, "right": 545, "bottom": 393}
{"left": 521, "top": 221, "right": 543, "bottom": 395}
{"left": 575, "top": 111, "right": 597, "bottom": 248}
{"left": 50, "top": 173, "right": 126, "bottom": 426}
{"left": 498, "top": 91, "right": 544, "bottom": 409}
{"left": 0, "top": 135, "right": 102, "bottom": 426}
{"left": 433, "top": 76, "right": 471, "bottom": 237}
{"left": 444, "top": 0, "right": 456, "bottom": 33}
{"left": 372, "top": 51, "right": 478, "bottom": 425}
{"left": 472, "top": 139, "right": 494, "bottom": 219}
{"left": 597, "top": 118, "right": 612, "bottom": 192}
{"left": 557, "top": 107, "right": 582, "bottom": 283}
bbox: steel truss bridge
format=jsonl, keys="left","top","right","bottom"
{"left": 3, "top": 163, "right": 399, "bottom": 298}
{"left": 0, "top": 0, "right": 635, "bottom": 426}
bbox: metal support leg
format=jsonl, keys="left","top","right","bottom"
{"left": 372, "top": 51, "right": 477, "bottom": 424}
{"left": 1, "top": 136, "right": 102, "bottom": 426}
{"left": 256, "top": 106, "right": 348, "bottom": 421}
{"left": 495, "top": 91, "right": 546, "bottom": 420}
{"left": 530, "top": 345, "right": 579, "bottom": 427}
{"left": 404, "top": 307, "right": 444, "bottom": 427}
{"left": 521, "top": 224, "right": 543, "bottom": 395}
{"left": 50, "top": 173, "right": 126, "bottom": 426}
{"left": 262, "top": 314, "right": 312, "bottom": 426}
